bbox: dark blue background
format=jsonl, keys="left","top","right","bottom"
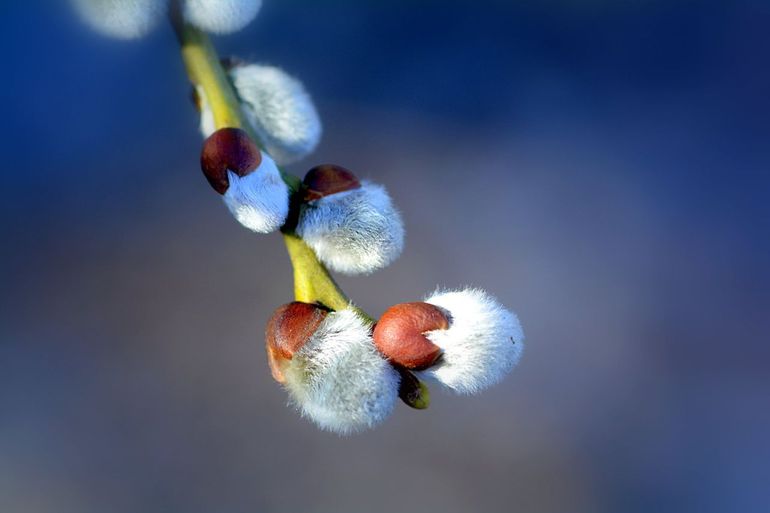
{"left": 1, "top": 1, "right": 768, "bottom": 512}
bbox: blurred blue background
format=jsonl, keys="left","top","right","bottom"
{"left": 1, "top": 1, "right": 768, "bottom": 512}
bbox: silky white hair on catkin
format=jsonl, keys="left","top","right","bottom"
{"left": 296, "top": 182, "right": 405, "bottom": 275}
{"left": 222, "top": 153, "right": 289, "bottom": 233}
{"left": 282, "top": 309, "right": 400, "bottom": 434}
{"left": 417, "top": 288, "right": 524, "bottom": 394}
{"left": 72, "top": 0, "right": 167, "bottom": 39}
{"left": 230, "top": 64, "right": 322, "bottom": 165}
{"left": 182, "top": 0, "right": 261, "bottom": 34}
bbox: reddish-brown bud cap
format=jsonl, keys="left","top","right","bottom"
{"left": 302, "top": 164, "right": 361, "bottom": 202}
{"left": 373, "top": 302, "right": 448, "bottom": 370}
{"left": 265, "top": 302, "right": 329, "bottom": 383}
{"left": 201, "top": 127, "right": 262, "bottom": 195}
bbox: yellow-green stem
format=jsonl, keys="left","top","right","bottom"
{"left": 174, "top": 21, "right": 243, "bottom": 131}
{"left": 284, "top": 234, "right": 372, "bottom": 322}
{"left": 172, "top": 17, "right": 349, "bottom": 312}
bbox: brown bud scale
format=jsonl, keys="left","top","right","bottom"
{"left": 265, "top": 302, "right": 328, "bottom": 383}
{"left": 303, "top": 164, "right": 361, "bottom": 202}
{"left": 373, "top": 302, "right": 447, "bottom": 370}
{"left": 201, "top": 127, "right": 262, "bottom": 195}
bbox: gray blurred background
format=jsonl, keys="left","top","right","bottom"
{"left": 1, "top": 1, "right": 769, "bottom": 512}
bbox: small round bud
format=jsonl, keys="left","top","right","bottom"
{"left": 296, "top": 175, "right": 405, "bottom": 275}
{"left": 228, "top": 63, "right": 322, "bottom": 165}
{"left": 200, "top": 127, "right": 262, "bottom": 195}
{"left": 277, "top": 308, "right": 400, "bottom": 434}
{"left": 373, "top": 302, "right": 447, "bottom": 370}
{"left": 265, "top": 302, "right": 328, "bottom": 383}
{"left": 183, "top": 0, "right": 262, "bottom": 35}
{"left": 72, "top": 0, "right": 167, "bottom": 39}
{"left": 303, "top": 164, "right": 361, "bottom": 202}
{"left": 416, "top": 288, "right": 525, "bottom": 395}
{"left": 199, "top": 128, "right": 289, "bottom": 233}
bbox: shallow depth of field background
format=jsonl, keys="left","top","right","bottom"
{"left": 1, "top": 1, "right": 768, "bottom": 512}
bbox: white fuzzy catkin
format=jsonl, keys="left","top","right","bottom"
{"left": 72, "top": 0, "right": 167, "bottom": 39}
{"left": 230, "top": 64, "right": 322, "bottom": 165}
{"left": 222, "top": 152, "right": 289, "bottom": 233}
{"left": 198, "top": 65, "right": 322, "bottom": 166}
{"left": 182, "top": 0, "right": 261, "bottom": 34}
{"left": 296, "top": 182, "right": 405, "bottom": 275}
{"left": 282, "top": 309, "right": 400, "bottom": 434}
{"left": 417, "top": 288, "right": 524, "bottom": 395}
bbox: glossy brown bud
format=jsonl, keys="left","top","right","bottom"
{"left": 265, "top": 302, "right": 328, "bottom": 383}
{"left": 303, "top": 164, "right": 361, "bottom": 202}
{"left": 201, "top": 127, "right": 262, "bottom": 194}
{"left": 373, "top": 302, "right": 448, "bottom": 370}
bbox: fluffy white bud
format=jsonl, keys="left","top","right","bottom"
{"left": 72, "top": 0, "right": 167, "bottom": 39}
{"left": 182, "top": 0, "right": 261, "bottom": 35}
{"left": 222, "top": 152, "right": 289, "bottom": 233}
{"left": 197, "top": 65, "right": 322, "bottom": 165}
{"left": 282, "top": 309, "right": 400, "bottom": 434}
{"left": 296, "top": 181, "right": 405, "bottom": 275}
{"left": 230, "top": 64, "right": 322, "bottom": 165}
{"left": 417, "top": 288, "right": 524, "bottom": 394}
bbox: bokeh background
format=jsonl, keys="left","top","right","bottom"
{"left": 1, "top": 1, "right": 768, "bottom": 512}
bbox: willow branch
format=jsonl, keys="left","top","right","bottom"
{"left": 170, "top": 14, "right": 362, "bottom": 316}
